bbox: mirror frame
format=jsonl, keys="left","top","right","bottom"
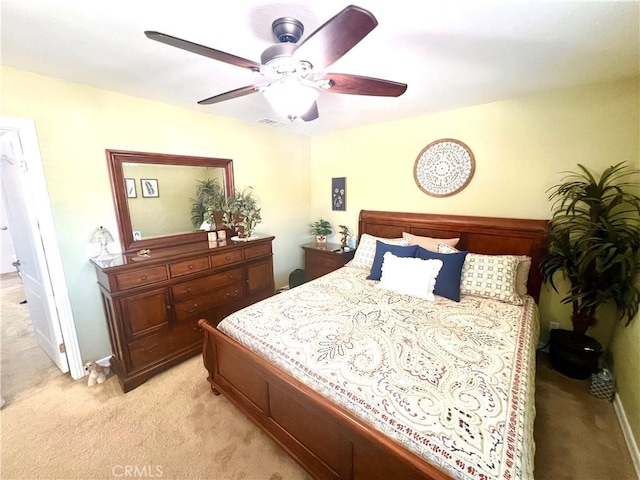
{"left": 106, "top": 149, "right": 234, "bottom": 254}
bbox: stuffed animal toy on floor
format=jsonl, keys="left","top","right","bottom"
{"left": 84, "top": 361, "right": 110, "bottom": 386}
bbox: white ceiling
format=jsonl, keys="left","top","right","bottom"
{"left": 2, "top": 1, "right": 638, "bottom": 136}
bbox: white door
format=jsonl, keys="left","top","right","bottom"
{"left": 0, "top": 130, "right": 68, "bottom": 372}
{"left": 0, "top": 199, "right": 17, "bottom": 273}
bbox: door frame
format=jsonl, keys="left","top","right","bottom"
{"left": 0, "top": 116, "right": 84, "bottom": 380}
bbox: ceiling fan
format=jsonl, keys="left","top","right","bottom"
{"left": 145, "top": 5, "right": 407, "bottom": 122}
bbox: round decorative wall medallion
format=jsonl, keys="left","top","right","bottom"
{"left": 413, "top": 138, "right": 475, "bottom": 197}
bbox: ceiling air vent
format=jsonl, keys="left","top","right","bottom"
{"left": 256, "top": 118, "right": 287, "bottom": 127}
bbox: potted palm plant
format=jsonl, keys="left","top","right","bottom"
{"left": 310, "top": 218, "right": 332, "bottom": 245}
{"left": 540, "top": 162, "right": 640, "bottom": 378}
{"left": 190, "top": 178, "right": 226, "bottom": 230}
{"left": 221, "top": 186, "right": 262, "bottom": 239}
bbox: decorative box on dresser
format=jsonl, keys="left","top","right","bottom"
{"left": 302, "top": 242, "right": 355, "bottom": 281}
{"left": 91, "top": 236, "right": 275, "bottom": 392}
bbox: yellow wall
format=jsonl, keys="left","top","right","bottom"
{"left": 609, "top": 146, "right": 640, "bottom": 449}
{"left": 2, "top": 64, "right": 638, "bottom": 449}
{"left": 1, "top": 66, "right": 312, "bottom": 361}
{"left": 309, "top": 76, "right": 639, "bottom": 446}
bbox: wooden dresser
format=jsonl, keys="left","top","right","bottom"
{"left": 91, "top": 236, "right": 275, "bottom": 392}
{"left": 302, "top": 242, "right": 355, "bottom": 281}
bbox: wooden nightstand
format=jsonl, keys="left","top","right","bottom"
{"left": 302, "top": 243, "right": 355, "bottom": 282}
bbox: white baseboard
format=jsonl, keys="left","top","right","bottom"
{"left": 96, "top": 355, "right": 112, "bottom": 368}
{"left": 613, "top": 393, "right": 640, "bottom": 479}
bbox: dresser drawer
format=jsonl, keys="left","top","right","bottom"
{"left": 173, "top": 283, "right": 243, "bottom": 323}
{"left": 169, "top": 257, "right": 210, "bottom": 278}
{"left": 307, "top": 254, "right": 341, "bottom": 270}
{"left": 171, "top": 268, "right": 243, "bottom": 302}
{"left": 210, "top": 249, "right": 243, "bottom": 268}
{"left": 127, "top": 324, "right": 201, "bottom": 371}
{"left": 243, "top": 243, "right": 272, "bottom": 260}
{"left": 116, "top": 266, "right": 168, "bottom": 290}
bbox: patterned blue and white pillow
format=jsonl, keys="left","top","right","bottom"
{"left": 349, "top": 234, "right": 409, "bottom": 270}
{"left": 437, "top": 242, "right": 523, "bottom": 305}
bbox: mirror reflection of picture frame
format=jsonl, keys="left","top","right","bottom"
{"left": 125, "top": 178, "right": 137, "bottom": 198}
{"left": 140, "top": 178, "right": 159, "bottom": 198}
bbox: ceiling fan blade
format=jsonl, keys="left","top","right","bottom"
{"left": 293, "top": 5, "right": 377, "bottom": 70}
{"left": 198, "top": 85, "right": 260, "bottom": 105}
{"left": 301, "top": 101, "right": 319, "bottom": 122}
{"left": 145, "top": 31, "right": 262, "bottom": 71}
{"left": 321, "top": 73, "right": 407, "bottom": 97}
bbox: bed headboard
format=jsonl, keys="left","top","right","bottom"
{"left": 358, "top": 210, "right": 549, "bottom": 302}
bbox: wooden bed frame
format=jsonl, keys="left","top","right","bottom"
{"left": 198, "top": 210, "right": 549, "bottom": 480}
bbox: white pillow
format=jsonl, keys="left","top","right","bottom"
{"left": 437, "top": 242, "right": 524, "bottom": 305}
{"left": 375, "top": 252, "right": 443, "bottom": 301}
{"left": 402, "top": 232, "right": 459, "bottom": 252}
{"left": 349, "top": 233, "right": 409, "bottom": 269}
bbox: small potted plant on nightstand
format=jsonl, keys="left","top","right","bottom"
{"left": 540, "top": 162, "right": 640, "bottom": 379}
{"left": 310, "top": 218, "right": 332, "bottom": 245}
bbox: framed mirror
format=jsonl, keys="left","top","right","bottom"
{"left": 106, "top": 150, "right": 234, "bottom": 254}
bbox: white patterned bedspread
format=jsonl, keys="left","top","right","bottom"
{"left": 218, "top": 265, "right": 539, "bottom": 480}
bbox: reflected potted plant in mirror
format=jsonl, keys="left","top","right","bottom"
{"left": 190, "top": 178, "right": 226, "bottom": 230}
{"left": 540, "top": 162, "right": 640, "bottom": 379}
{"left": 222, "top": 186, "right": 262, "bottom": 240}
{"left": 310, "top": 218, "right": 332, "bottom": 245}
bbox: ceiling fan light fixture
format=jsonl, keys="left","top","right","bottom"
{"left": 263, "top": 78, "right": 319, "bottom": 119}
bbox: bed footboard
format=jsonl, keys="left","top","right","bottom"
{"left": 198, "top": 319, "right": 451, "bottom": 480}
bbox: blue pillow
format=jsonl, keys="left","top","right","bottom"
{"left": 367, "top": 241, "right": 418, "bottom": 280}
{"left": 414, "top": 246, "right": 468, "bottom": 301}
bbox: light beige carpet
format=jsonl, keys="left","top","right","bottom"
{"left": 0, "top": 272, "right": 636, "bottom": 479}
{"left": 0, "top": 273, "right": 61, "bottom": 402}
{"left": 534, "top": 352, "right": 637, "bottom": 480}
{"left": 0, "top": 354, "right": 315, "bottom": 480}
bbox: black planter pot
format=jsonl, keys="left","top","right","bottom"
{"left": 549, "top": 329, "right": 603, "bottom": 379}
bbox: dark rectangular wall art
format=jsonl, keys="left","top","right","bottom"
{"left": 332, "top": 177, "right": 346, "bottom": 211}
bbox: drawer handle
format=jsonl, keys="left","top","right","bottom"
{"left": 225, "top": 256, "right": 231, "bottom": 261}
{"left": 182, "top": 304, "right": 198, "bottom": 314}
{"left": 141, "top": 275, "right": 148, "bottom": 281}
{"left": 186, "top": 287, "right": 191, "bottom": 293}
{"left": 166, "top": 305, "right": 171, "bottom": 310}
{"left": 226, "top": 290, "right": 239, "bottom": 298}
{"left": 188, "top": 265, "right": 194, "bottom": 270}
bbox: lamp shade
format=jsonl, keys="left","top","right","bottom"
{"left": 91, "top": 226, "right": 115, "bottom": 261}
{"left": 264, "top": 78, "right": 319, "bottom": 119}
{"left": 91, "top": 226, "right": 115, "bottom": 246}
